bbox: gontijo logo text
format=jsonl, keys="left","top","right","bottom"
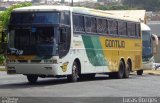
{"left": 105, "top": 39, "right": 125, "bottom": 48}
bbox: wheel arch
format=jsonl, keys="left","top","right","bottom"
{"left": 127, "top": 58, "right": 132, "bottom": 72}
{"left": 74, "top": 58, "right": 81, "bottom": 75}
{"left": 120, "top": 58, "right": 126, "bottom": 69}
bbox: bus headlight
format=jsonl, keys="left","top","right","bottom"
{"left": 6, "top": 60, "right": 16, "bottom": 63}
{"left": 8, "top": 67, "right": 15, "bottom": 70}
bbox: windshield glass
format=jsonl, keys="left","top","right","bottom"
{"left": 142, "top": 31, "right": 153, "bottom": 59}
{"left": 8, "top": 27, "right": 58, "bottom": 56}
{"left": 10, "top": 12, "right": 59, "bottom": 24}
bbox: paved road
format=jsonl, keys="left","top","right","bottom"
{"left": 0, "top": 72, "right": 160, "bottom": 98}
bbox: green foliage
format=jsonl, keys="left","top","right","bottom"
{"left": 0, "top": 54, "right": 5, "bottom": 65}
{"left": 96, "top": 0, "right": 160, "bottom": 11}
{"left": 122, "top": 0, "right": 160, "bottom": 11}
{"left": 0, "top": 12, "right": 3, "bottom": 32}
{"left": 96, "top": 5, "right": 109, "bottom": 10}
{"left": 0, "top": 2, "right": 32, "bottom": 65}
{"left": 96, "top": 5, "right": 133, "bottom": 10}
{"left": 0, "top": 2, "right": 32, "bottom": 30}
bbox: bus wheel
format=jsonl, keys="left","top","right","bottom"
{"left": 117, "top": 60, "right": 125, "bottom": 79}
{"left": 67, "top": 61, "right": 79, "bottom": 82}
{"left": 109, "top": 73, "right": 117, "bottom": 79}
{"left": 27, "top": 75, "right": 38, "bottom": 83}
{"left": 88, "top": 73, "right": 96, "bottom": 79}
{"left": 137, "top": 70, "right": 143, "bottom": 75}
{"left": 79, "top": 73, "right": 95, "bottom": 80}
{"left": 124, "top": 61, "right": 131, "bottom": 78}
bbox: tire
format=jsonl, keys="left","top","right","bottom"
{"left": 27, "top": 75, "right": 38, "bottom": 83}
{"left": 109, "top": 72, "right": 117, "bottom": 79}
{"left": 67, "top": 61, "right": 79, "bottom": 82}
{"left": 117, "top": 60, "right": 125, "bottom": 79}
{"left": 79, "top": 74, "right": 95, "bottom": 80}
{"left": 88, "top": 73, "right": 96, "bottom": 79}
{"left": 137, "top": 70, "right": 143, "bottom": 75}
{"left": 124, "top": 61, "right": 130, "bottom": 78}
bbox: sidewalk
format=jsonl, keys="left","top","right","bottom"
{"left": 0, "top": 66, "right": 5, "bottom": 71}
{"left": 144, "top": 69, "right": 160, "bottom": 75}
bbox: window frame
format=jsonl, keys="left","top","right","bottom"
{"left": 72, "top": 12, "right": 141, "bottom": 39}
{"left": 118, "top": 20, "right": 127, "bottom": 37}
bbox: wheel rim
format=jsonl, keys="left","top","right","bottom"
{"left": 137, "top": 70, "right": 143, "bottom": 75}
{"left": 125, "top": 62, "right": 130, "bottom": 78}
{"left": 72, "top": 63, "right": 79, "bottom": 81}
{"left": 73, "top": 64, "right": 78, "bottom": 77}
{"left": 118, "top": 61, "right": 124, "bottom": 79}
{"left": 27, "top": 75, "right": 38, "bottom": 83}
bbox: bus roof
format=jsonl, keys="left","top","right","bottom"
{"left": 104, "top": 10, "right": 146, "bottom": 23}
{"left": 12, "top": 5, "right": 139, "bottom": 22}
{"left": 12, "top": 5, "right": 71, "bottom": 12}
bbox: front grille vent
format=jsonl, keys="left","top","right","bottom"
{"left": 18, "top": 60, "right": 28, "bottom": 63}
{"left": 31, "top": 60, "right": 41, "bottom": 63}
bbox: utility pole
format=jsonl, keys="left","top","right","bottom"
{"left": 45, "top": 0, "right": 47, "bottom": 4}
{"left": 71, "top": 0, "right": 73, "bottom": 6}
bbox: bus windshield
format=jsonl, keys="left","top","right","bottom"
{"left": 7, "top": 26, "right": 58, "bottom": 56}
{"left": 142, "top": 31, "right": 153, "bottom": 59}
{"left": 10, "top": 12, "right": 60, "bottom": 24}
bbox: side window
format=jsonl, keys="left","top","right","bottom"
{"left": 118, "top": 21, "right": 127, "bottom": 36}
{"left": 108, "top": 19, "right": 118, "bottom": 35}
{"left": 85, "top": 16, "right": 97, "bottom": 33}
{"left": 61, "top": 11, "right": 70, "bottom": 25}
{"left": 97, "top": 18, "right": 108, "bottom": 34}
{"left": 59, "top": 27, "right": 71, "bottom": 58}
{"left": 127, "top": 22, "right": 136, "bottom": 37}
{"left": 73, "top": 14, "right": 84, "bottom": 32}
{"left": 91, "top": 17, "right": 97, "bottom": 33}
{"left": 136, "top": 23, "right": 141, "bottom": 37}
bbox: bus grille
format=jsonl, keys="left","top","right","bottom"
{"left": 31, "top": 60, "right": 41, "bottom": 63}
{"left": 18, "top": 60, "right": 28, "bottom": 63}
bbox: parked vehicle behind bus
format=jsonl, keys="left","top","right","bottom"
{"left": 140, "top": 23, "right": 159, "bottom": 75}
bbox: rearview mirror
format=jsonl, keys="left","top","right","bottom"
{"left": 152, "top": 34, "right": 159, "bottom": 55}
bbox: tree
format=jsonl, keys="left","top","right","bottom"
{"left": 96, "top": 4, "right": 132, "bottom": 10}
{"left": 0, "top": 2, "right": 32, "bottom": 63}
{"left": 122, "top": 0, "right": 160, "bottom": 11}
{"left": 0, "top": 12, "right": 3, "bottom": 32}
{"left": 0, "top": 2, "right": 32, "bottom": 30}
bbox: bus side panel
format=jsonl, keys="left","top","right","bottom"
{"left": 99, "top": 36, "right": 142, "bottom": 72}
{"left": 81, "top": 35, "right": 109, "bottom": 73}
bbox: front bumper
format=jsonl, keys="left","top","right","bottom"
{"left": 6, "top": 63, "right": 59, "bottom": 76}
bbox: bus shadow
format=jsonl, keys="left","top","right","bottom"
{"left": 0, "top": 74, "right": 136, "bottom": 89}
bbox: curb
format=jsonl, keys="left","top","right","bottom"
{"left": 144, "top": 70, "right": 160, "bottom": 76}
{"left": 0, "top": 68, "right": 5, "bottom": 71}
{"left": 0, "top": 66, "right": 5, "bottom": 71}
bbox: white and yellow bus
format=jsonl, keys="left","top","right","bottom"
{"left": 6, "top": 5, "right": 142, "bottom": 83}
